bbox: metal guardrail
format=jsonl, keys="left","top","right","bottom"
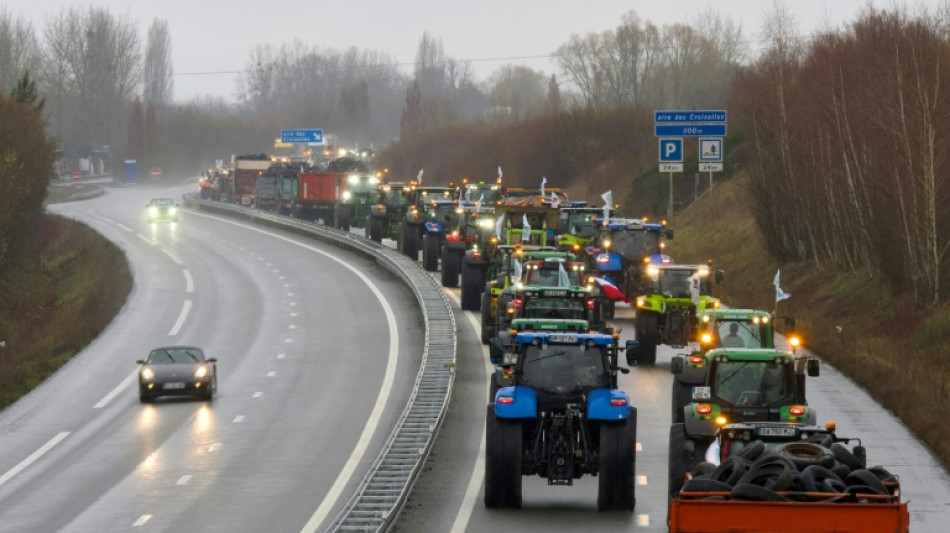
{"left": 181, "top": 196, "right": 456, "bottom": 532}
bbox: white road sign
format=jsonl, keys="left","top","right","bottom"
{"left": 699, "top": 162, "right": 724, "bottom": 172}
{"left": 699, "top": 138, "right": 723, "bottom": 162}
{"left": 659, "top": 163, "right": 684, "bottom": 172}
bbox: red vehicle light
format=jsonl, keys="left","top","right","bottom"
{"left": 497, "top": 397, "right": 514, "bottom": 404}
{"left": 688, "top": 356, "right": 704, "bottom": 365}
{"left": 586, "top": 299, "right": 595, "bottom": 310}
{"left": 696, "top": 403, "right": 713, "bottom": 415}
{"left": 446, "top": 234, "right": 461, "bottom": 243}
{"left": 789, "top": 405, "right": 806, "bottom": 416}
{"left": 512, "top": 298, "right": 523, "bottom": 308}
{"left": 472, "top": 251, "right": 481, "bottom": 260}
{"left": 504, "top": 367, "right": 513, "bottom": 376}
{"left": 610, "top": 398, "right": 627, "bottom": 407}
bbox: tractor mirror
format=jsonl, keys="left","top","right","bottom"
{"left": 671, "top": 356, "right": 684, "bottom": 374}
{"left": 665, "top": 229, "right": 674, "bottom": 240}
{"left": 715, "top": 270, "right": 725, "bottom": 284}
{"left": 489, "top": 337, "right": 505, "bottom": 365}
{"left": 807, "top": 358, "right": 820, "bottom": 377}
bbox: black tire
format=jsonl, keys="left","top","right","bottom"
{"left": 844, "top": 469, "right": 888, "bottom": 494}
{"left": 337, "top": 208, "right": 350, "bottom": 231}
{"left": 484, "top": 404, "right": 522, "bottom": 508}
{"left": 635, "top": 311, "right": 658, "bottom": 365}
{"left": 401, "top": 223, "right": 420, "bottom": 260}
{"left": 775, "top": 442, "right": 835, "bottom": 470}
{"left": 711, "top": 456, "right": 751, "bottom": 486}
{"left": 737, "top": 456, "right": 795, "bottom": 491}
{"left": 461, "top": 262, "right": 484, "bottom": 311}
{"left": 681, "top": 478, "right": 732, "bottom": 493}
{"left": 480, "top": 291, "right": 495, "bottom": 345}
{"left": 831, "top": 464, "right": 852, "bottom": 479}
{"left": 369, "top": 216, "right": 383, "bottom": 242}
{"left": 598, "top": 407, "right": 637, "bottom": 511}
{"left": 831, "top": 442, "right": 865, "bottom": 470}
{"left": 800, "top": 465, "right": 843, "bottom": 493}
{"left": 730, "top": 483, "right": 788, "bottom": 502}
{"left": 139, "top": 393, "right": 153, "bottom": 404}
{"left": 736, "top": 440, "right": 766, "bottom": 462}
{"left": 668, "top": 423, "right": 687, "bottom": 499}
{"left": 692, "top": 462, "right": 717, "bottom": 477}
{"left": 489, "top": 373, "right": 501, "bottom": 403}
{"left": 423, "top": 234, "right": 440, "bottom": 272}
{"left": 441, "top": 247, "right": 461, "bottom": 287}
{"left": 604, "top": 300, "right": 616, "bottom": 320}
{"left": 671, "top": 381, "right": 692, "bottom": 424}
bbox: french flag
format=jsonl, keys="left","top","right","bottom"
{"left": 593, "top": 276, "right": 629, "bottom": 303}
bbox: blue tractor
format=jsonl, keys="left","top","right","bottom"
{"left": 485, "top": 320, "right": 638, "bottom": 510}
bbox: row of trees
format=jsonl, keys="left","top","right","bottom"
{"left": 733, "top": 6, "right": 950, "bottom": 305}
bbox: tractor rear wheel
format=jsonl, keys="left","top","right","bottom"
{"left": 401, "top": 223, "right": 419, "bottom": 260}
{"left": 369, "top": 216, "right": 383, "bottom": 242}
{"left": 481, "top": 290, "right": 495, "bottom": 344}
{"left": 461, "top": 262, "right": 484, "bottom": 311}
{"left": 598, "top": 407, "right": 637, "bottom": 511}
{"left": 423, "top": 234, "right": 440, "bottom": 272}
{"left": 441, "top": 247, "right": 460, "bottom": 287}
{"left": 484, "top": 404, "right": 522, "bottom": 508}
{"left": 636, "top": 311, "right": 658, "bottom": 365}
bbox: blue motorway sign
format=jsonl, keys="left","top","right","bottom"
{"left": 655, "top": 124, "right": 727, "bottom": 137}
{"left": 654, "top": 110, "right": 726, "bottom": 123}
{"left": 658, "top": 138, "right": 683, "bottom": 163}
{"left": 281, "top": 128, "right": 324, "bottom": 143}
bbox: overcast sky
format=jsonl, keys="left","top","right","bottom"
{"left": 6, "top": 0, "right": 927, "bottom": 102}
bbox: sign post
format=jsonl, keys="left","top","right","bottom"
{"left": 698, "top": 137, "right": 724, "bottom": 191}
{"left": 658, "top": 138, "right": 684, "bottom": 220}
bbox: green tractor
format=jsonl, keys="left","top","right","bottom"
{"left": 632, "top": 262, "right": 723, "bottom": 366}
{"left": 366, "top": 181, "right": 453, "bottom": 260}
{"left": 479, "top": 244, "right": 556, "bottom": 344}
{"left": 653, "top": 347, "right": 820, "bottom": 481}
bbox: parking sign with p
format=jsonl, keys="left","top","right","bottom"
{"left": 659, "top": 138, "right": 683, "bottom": 162}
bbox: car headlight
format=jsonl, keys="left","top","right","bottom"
{"left": 194, "top": 366, "right": 208, "bottom": 379}
{"left": 148, "top": 207, "right": 158, "bottom": 216}
{"left": 141, "top": 367, "right": 154, "bottom": 380}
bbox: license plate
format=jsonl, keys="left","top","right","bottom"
{"left": 542, "top": 290, "right": 567, "bottom": 297}
{"left": 691, "top": 386, "right": 711, "bottom": 400}
{"left": 163, "top": 382, "right": 186, "bottom": 390}
{"left": 757, "top": 427, "right": 797, "bottom": 437}
{"left": 548, "top": 334, "right": 577, "bottom": 343}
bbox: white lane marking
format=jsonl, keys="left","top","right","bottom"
{"left": 637, "top": 475, "right": 648, "bottom": 485}
{"left": 448, "top": 291, "right": 494, "bottom": 533}
{"left": 115, "top": 223, "right": 133, "bottom": 232}
{"left": 637, "top": 514, "right": 650, "bottom": 527}
{"left": 94, "top": 371, "right": 138, "bottom": 409}
{"left": 289, "top": 324, "right": 296, "bottom": 330}
{"left": 267, "top": 371, "right": 277, "bottom": 378}
{"left": 183, "top": 269, "right": 194, "bottom": 293}
{"left": 284, "top": 283, "right": 291, "bottom": 288}
{"left": 209, "top": 443, "right": 222, "bottom": 452}
{"left": 233, "top": 415, "right": 244, "bottom": 423}
{"left": 176, "top": 475, "right": 192, "bottom": 486}
{"left": 161, "top": 248, "right": 182, "bottom": 264}
{"left": 286, "top": 292, "right": 294, "bottom": 297}
{"left": 289, "top": 302, "right": 297, "bottom": 307}
{"left": 284, "top": 338, "right": 293, "bottom": 344}
{"left": 168, "top": 300, "right": 192, "bottom": 336}
{"left": 277, "top": 353, "right": 287, "bottom": 360}
{"left": 252, "top": 392, "right": 263, "bottom": 399}
{"left": 279, "top": 276, "right": 285, "bottom": 280}
{"left": 290, "top": 313, "right": 298, "bottom": 318}
{"left": 273, "top": 269, "right": 280, "bottom": 273}
{"left": 133, "top": 515, "right": 152, "bottom": 527}
{"left": 0, "top": 432, "right": 71, "bottom": 488}
{"left": 187, "top": 212, "right": 401, "bottom": 533}
{"left": 136, "top": 234, "right": 155, "bottom": 245}
{"left": 100, "top": 216, "right": 114, "bottom": 223}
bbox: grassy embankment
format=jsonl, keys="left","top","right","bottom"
{"left": 0, "top": 212, "right": 131, "bottom": 410}
{"left": 673, "top": 173, "right": 950, "bottom": 470}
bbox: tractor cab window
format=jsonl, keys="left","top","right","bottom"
{"left": 717, "top": 321, "right": 764, "bottom": 348}
{"left": 382, "top": 189, "right": 408, "bottom": 206}
{"left": 521, "top": 345, "right": 607, "bottom": 394}
{"left": 562, "top": 212, "right": 597, "bottom": 238}
{"left": 659, "top": 270, "right": 693, "bottom": 298}
{"left": 713, "top": 360, "right": 793, "bottom": 407}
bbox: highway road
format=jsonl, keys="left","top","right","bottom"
{"left": 394, "top": 287, "right": 950, "bottom": 531}
{"left": 0, "top": 182, "right": 423, "bottom": 532}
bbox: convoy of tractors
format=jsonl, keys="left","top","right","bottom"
{"left": 198, "top": 148, "right": 909, "bottom": 531}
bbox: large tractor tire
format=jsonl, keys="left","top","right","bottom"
{"left": 441, "top": 247, "right": 461, "bottom": 287}
{"left": 598, "top": 407, "right": 638, "bottom": 511}
{"left": 635, "top": 311, "right": 658, "bottom": 366}
{"left": 671, "top": 380, "right": 692, "bottom": 425}
{"left": 337, "top": 207, "right": 350, "bottom": 231}
{"left": 422, "top": 234, "right": 440, "bottom": 272}
{"left": 481, "top": 290, "right": 495, "bottom": 345}
{"left": 484, "top": 404, "right": 523, "bottom": 508}
{"left": 401, "top": 223, "right": 420, "bottom": 261}
{"left": 460, "top": 262, "right": 485, "bottom": 311}
{"left": 369, "top": 216, "right": 383, "bottom": 243}
{"left": 668, "top": 423, "right": 687, "bottom": 501}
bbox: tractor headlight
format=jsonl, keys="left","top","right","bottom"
{"left": 477, "top": 219, "right": 494, "bottom": 229}
{"left": 348, "top": 175, "right": 359, "bottom": 184}
{"left": 342, "top": 191, "right": 352, "bottom": 201}
{"left": 369, "top": 176, "right": 378, "bottom": 185}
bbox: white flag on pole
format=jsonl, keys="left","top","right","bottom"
{"left": 417, "top": 169, "right": 424, "bottom": 184}
{"left": 521, "top": 214, "right": 531, "bottom": 242}
{"left": 495, "top": 214, "right": 505, "bottom": 239}
{"left": 774, "top": 269, "right": 791, "bottom": 302}
{"left": 513, "top": 257, "right": 522, "bottom": 281}
{"left": 498, "top": 166, "right": 503, "bottom": 180}
{"left": 558, "top": 262, "right": 570, "bottom": 287}
{"left": 601, "top": 190, "right": 613, "bottom": 221}
{"left": 550, "top": 192, "right": 560, "bottom": 208}
{"left": 540, "top": 176, "right": 547, "bottom": 197}
{"left": 476, "top": 193, "right": 484, "bottom": 210}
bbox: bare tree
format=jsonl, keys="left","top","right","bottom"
{"left": 143, "top": 18, "right": 173, "bottom": 105}
{"left": 485, "top": 65, "right": 547, "bottom": 121}
{"left": 0, "top": 9, "right": 42, "bottom": 93}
